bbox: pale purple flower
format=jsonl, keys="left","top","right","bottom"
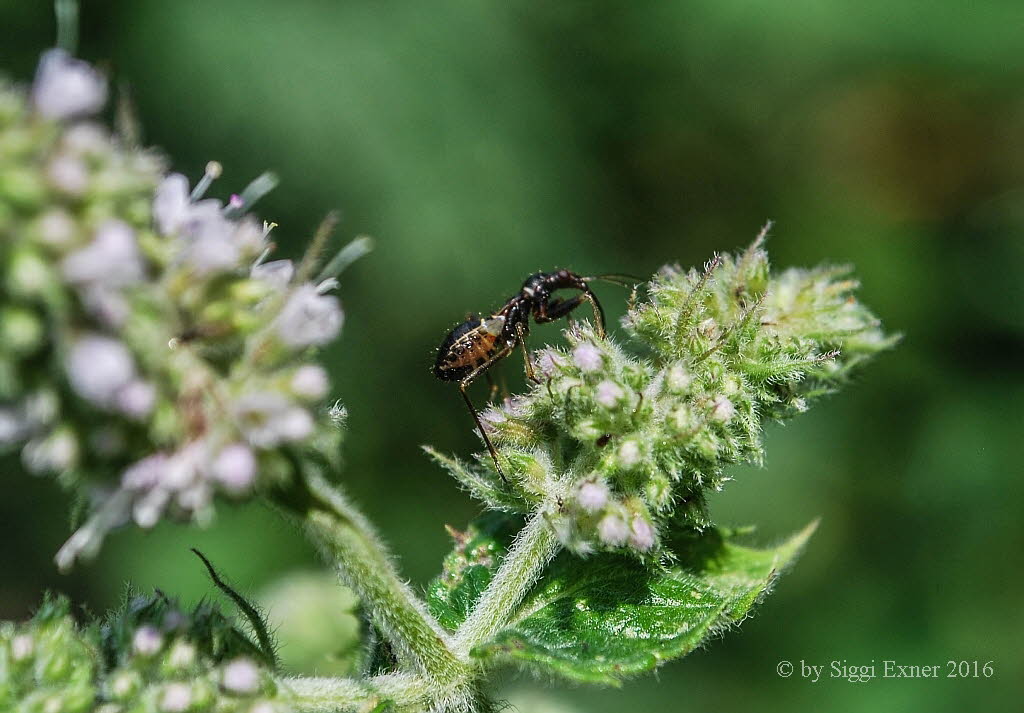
{"left": 618, "top": 440, "right": 641, "bottom": 467}
{"left": 291, "top": 364, "right": 330, "bottom": 399}
{"left": 65, "top": 335, "right": 136, "bottom": 407}
{"left": 212, "top": 443, "right": 257, "bottom": 495}
{"left": 595, "top": 380, "right": 624, "bottom": 408}
{"left": 47, "top": 155, "right": 89, "bottom": 195}
{"left": 31, "top": 49, "right": 107, "bottom": 120}
{"left": 79, "top": 285, "right": 130, "bottom": 328}
{"left": 711, "top": 396, "right": 735, "bottom": 422}
{"left": 598, "top": 513, "right": 629, "bottom": 546}
{"left": 221, "top": 658, "right": 261, "bottom": 695}
{"left": 276, "top": 285, "right": 344, "bottom": 347}
{"left": 478, "top": 406, "right": 506, "bottom": 435}
{"left": 229, "top": 193, "right": 244, "bottom": 210}
{"left": 535, "top": 349, "right": 566, "bottom": 377}
{"left": 160, "top": 683, "right": 192, "bottom": 712}
{"left": 122, "top": 453, "right": 170, "bottom": 491}
{"left": 572, "top": 342, "right": 603, "bottom": 372}
{"left": 153, "top": 174, "right": 190, "bottom": 236}
{"left": 132, "top": 625, "right": 163, "bottom": 656}
{"left": 234, "top": 392, "right": 314, "bottom": 447}
{"left": 577, "top": 480, "right": 609, "bottom": 513}
{"left": 251, "top": 259, "right": 295, "bottom": 291}
{"left": 62, "top": 220, "right": 144, "bottom": 286}
{"left": 115, "top": 380, "right": 157, "bottom": 419}
{"left": 629, "top": 516, "right": 656, "bottom": 551}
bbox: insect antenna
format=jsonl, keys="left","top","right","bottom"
{"left": 584, "top": 273, "right": 646, "bottom": 287}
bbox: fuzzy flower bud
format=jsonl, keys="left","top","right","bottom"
{"left": 65, "top": 335, "right": 137, "bottom": 408}
{"left": 276, "top": 284, "right": 344, "bottom": 347}
{"left": 576, "top": 480, "right": 609, "bottom": 513}
{"left": 221, "top": 658, "right": 261, "bottom": 695}
{"left": 32, "top": 49, "right": 107, "bottom": 120}
{"left": 572, "top": 342, "right": 603, "bottom": 372}
{"left": 597, "top": 513, "right": 630, "bottom": 547}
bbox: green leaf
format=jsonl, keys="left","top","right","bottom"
{"left": 426, "top": 512, "right": 521, "bottom": 630}
{"left": 471, "top": 521, "right": 817, "bottom": 684}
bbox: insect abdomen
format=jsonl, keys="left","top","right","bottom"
{"left": 433, "top": 318, "right": 504, "bottom": 381}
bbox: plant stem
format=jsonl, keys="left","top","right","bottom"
{"left": 453, "top": 511, "right": 560, "bottom": 655}
{"left": 283, "top": 673, "right": 433, "bottom": 712}
{"left": 286, "top": 474, "right": 467, "bottom": 684}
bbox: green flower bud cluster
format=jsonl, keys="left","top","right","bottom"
{"left": 0, "top": 52, "right": 356, "bottom": 571}
{"left": 434, "top": 234, "right": 895, "bottom": 558}
{"left": 1, "top": 594, "right": 292, "bottom": 713}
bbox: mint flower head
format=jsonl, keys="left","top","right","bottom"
{"left": 432, "top": 228, "right": 896, "bottom": 558}
{"left": 0, "top": 51, "right": 361, "bottom": 570}
{"left": 0, "top": 593, "right": 293, "bottom": 713}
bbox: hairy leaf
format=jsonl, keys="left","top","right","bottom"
{"left": 426, "top": 512, "right": 521, "bottom": 630}
{"left": 471, "top": 521, "right": 816, "bottom": 683}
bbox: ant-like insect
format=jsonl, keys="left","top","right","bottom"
{"left": 433, "top": 269, "right": 636, "bottom": 481}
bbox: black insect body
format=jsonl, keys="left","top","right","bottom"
{"left": 434, "top": 269, "right": 612, "bottom": 480}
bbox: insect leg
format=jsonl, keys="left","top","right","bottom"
{"left": 579, "top": 286, "right": 606, "bottom": 338}
{"left": 484, "top": 369, "right": 499, "bottom": 403}
{"left": 459, "top": 381, "right": 507, "bottom": 483}
{"left": 516, "top": 322, "right": 539, "bottom": 383}
{"left": 535, "top": 289, "right": 606, "bottom": 338}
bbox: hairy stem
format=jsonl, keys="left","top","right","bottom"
{"left": 283, "top": 673, "right": 433, "bottom": 712}
{"left": 453, "top": 511, "right": 560, "bottom": 655}
{"left": 279, "top": 473, "right": 466, "bottom": 684}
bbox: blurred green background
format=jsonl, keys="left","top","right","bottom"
{"left": 2, "top": 1, "right": 1022, "bottom": 711}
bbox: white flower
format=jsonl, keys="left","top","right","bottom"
{"left": 36, "top": 209, "right": 77, "bottom": 247}
{"left": 276, "top": 285, "right": 344, "bottom": 347}
{"left": 153, "top": 174, "right": 190, "bottom": 236}
{"left": 62, "top": 220, "right": 144, "bottom": 287}
{"left": 47, "top": 155, "right": 89, "bottom": 195}
{"left": 595, "top": 379, "right": 624, "bottom": 408}
{"left": 598, "top": 513, "right": 629, "bottom": 546}
{"left": 115, "top": 380, "right": 157, "bottom": 419}
{"left": 710, "top": 396, "right": 735, "bottom": 422}
{"left": 166, "top": 641, "right": 196, "bottom": 669}
{"left": 10, "top": 635, "right": 34, "bottom": 662}
{"left": 221, "top": 658, "right": 261, "bottom": 695}
{"left": 234, "top": 392, "right": 314, "bottom": 447}
{"left": 122, "top": 453, "right": 170, "bottom": 491}
{"left": 535, "top": 349, "right": 566, "bottom": 377}
{"left": 31, "top": 49, "right": 107, "bottom": 120}
{"left": 618, "top": 440, "right": 642, "bottom": 467}
{"left": 666, "top": 363, "right": 692, "bottom": 392}
{"left": 212, "top": 443, "right": 257, "bottom": 495}
{"left": 629, "top": 516, "right": 656, "bottom": 551}
{"left": 159, "top": 683, "right": 192, "bottom": 713}
{"left": 572, "top": 342, "right": 603, "bottom": 372}
{"left": 62, "top": 123, "right": 109, "bottom": 156}
{"left": 291, "top": 364, "right": 329, "bottom": 399}
{"left": 132, "top": 488, "right": 170, "bottom": 528}
{"left": 132, "top": 625, "right": 163, "bottom": 656}
{"left": 21, "top": 428, "right": 78, "bottom": 473}
{"left": 576, "top": 480, "right": 609, "bottom": 513}
{"left": 0, "top": 408, "right": 26, "bottom": 445}
{"left": 251, "top": 259, "right": 294, "bottom": 291}
{"left": 65, "top": 335, "right": 137, "bottom": 407}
